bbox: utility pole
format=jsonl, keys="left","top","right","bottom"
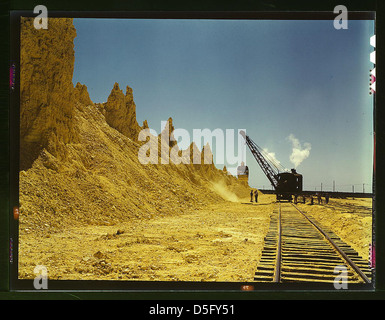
{"left": 363, "top": 183, "right": 365, "bottom": 193}
{"left": 333, "top": 180, "right": 335, "bottom": 192}
{"left": 352, "top": 185, "right": 354, "bottom": 193}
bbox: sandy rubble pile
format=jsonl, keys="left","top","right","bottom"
{"left": 19, "top": 17, "right": 250, "bottom": 234}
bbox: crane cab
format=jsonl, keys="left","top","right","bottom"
{"left": 276, "top": 169, "right": 303, "bottom": 201}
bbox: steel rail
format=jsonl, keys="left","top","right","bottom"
{"left": 273, "top": 203, "right": 282, "bottom": 282}
{"left": 290, "top": 202, "right": 370, "bottom": 284}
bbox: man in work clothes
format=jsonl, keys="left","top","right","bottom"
{"left": 254, "top": 190, "right": 258, "bottom": 203}
{"left": 250, "top": 190, "right": 254, "bottom": 202}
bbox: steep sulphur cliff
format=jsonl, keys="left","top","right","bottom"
{"left": 19, "top": 18, "right": 250, "bottom": 233}
{"left": 20, "top": 18, "right": 78, "bottom": 170}
{"left": 100, "top": 82, "right": 141, "bottom": 141}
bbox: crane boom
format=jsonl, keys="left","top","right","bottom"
{"left": 240, "top": 130, "right": 279, "bottom": 189}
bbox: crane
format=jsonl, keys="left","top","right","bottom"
{"left": 240, "top": 130, "right": 302, "bottom": 201}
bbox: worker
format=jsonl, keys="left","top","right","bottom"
{"left": 254, "top": 190, "right": 258, "bottom": 203}
{"left": 310, "top": 196, "right": 314, "bottom": 205}
{"left": 250, "top": 190, "right": 253, "bottom": 202}
{"left": 294, "top": 195, "right": 297, "bottom": 204}
{"left": 302, "top": 195, "right": 306, "bottom": 204}
{"left": 325, "top": 194, "right": 330, "bottom": 204}
{"left": 317, "top": 193, "right": 322, "bottom": 204}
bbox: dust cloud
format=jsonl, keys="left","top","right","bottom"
{"left": 210, "top": 181, "right": 242, "bottom": 203}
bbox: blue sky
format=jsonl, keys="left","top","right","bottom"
{"left": 72, "top": 18, "right": 374, "bottom": 192}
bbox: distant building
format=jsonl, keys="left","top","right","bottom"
{"left": 237, "top": 161, "right": 249, "bottom": 184}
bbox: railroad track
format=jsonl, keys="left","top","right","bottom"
{"left": 254, "top": 202, "right": 372, "bottom": 284}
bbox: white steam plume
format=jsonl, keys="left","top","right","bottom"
{"left": 287, "top": 134, "right": 311, "bottom": 168}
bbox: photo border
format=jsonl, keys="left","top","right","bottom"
{"left": 1, "top": 0, "right": 384, "bottom": 302}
